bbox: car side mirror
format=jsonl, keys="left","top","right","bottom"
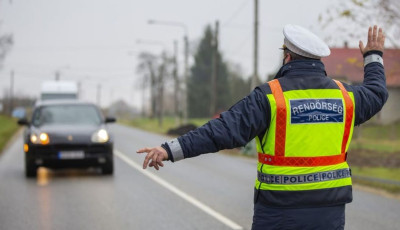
{"left": 105, "top": 117, "right": 116, "bottom": 123}
{"left": 17, "top": 118, "right": 30, "bottom": 126}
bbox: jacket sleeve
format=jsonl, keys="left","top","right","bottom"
{"left": 163, "top": 87, "right": 271, "bottom": 162}
{"left": 348, "top": 51, "right": 389, "bottom": 126}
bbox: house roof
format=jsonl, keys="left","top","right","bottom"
{"left": 323, "top": 48, "right": 400, "bottom": 87}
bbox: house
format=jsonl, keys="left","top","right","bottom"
{"left": 323, "top": 47, "right": 400, "bottom": 124}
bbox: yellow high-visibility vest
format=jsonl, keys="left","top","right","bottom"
{"left": 255, "top": 79, "right": 355, "bottom": 193}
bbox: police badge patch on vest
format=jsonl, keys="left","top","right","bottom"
{"left": 290, "top": 99, "right": 344, "bottom": 124}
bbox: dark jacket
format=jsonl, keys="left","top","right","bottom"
{"left": 164, "top": 52, "right": 388, "bottom": 163}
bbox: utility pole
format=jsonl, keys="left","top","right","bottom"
{"left": 251, "top": 0, "right": 259, "bottom": 91}
{"left": 9, "top": 70, "right": 14, "bottom": 115}
{"left": 210, "top": 20, "right": 219, "bottom": 117}
{"left": 173, "top": 40, "right": 180, "bottom": 126}
{"left": 96, "top": 83, "right": 101, "bottom": 107}
{"left": 77, "top": 81, "right": 82, "bottom": 99}
{"left": 183, "top": 35, "right": 189, "bottom": 124}
{"left": 150, "top": 69, "right": 157, "bottom": 119}
{"left": 141, "top": 77, "right": 146, "bottom": 117}
{"left": 55, "top": 71, "right": 60, "bottom": 81}
{"left": 157, "top": 52, "right": 167, "bottom": 128}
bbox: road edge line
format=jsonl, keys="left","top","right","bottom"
{"left": 114, "top": 149, "right": 243, "bottom": 230}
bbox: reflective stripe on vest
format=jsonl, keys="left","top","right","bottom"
{"left": 258, "top": 79, "right": 354, "bottom": 167}
{"left": 257, "top": 168, "right": 351, "bottom": 184}
{"left": 334, "top": 80, "right": 354, "bottom": 154}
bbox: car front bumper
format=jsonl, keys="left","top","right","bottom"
{"left": 25, "top": 142, "right": 113, "bottom": 169}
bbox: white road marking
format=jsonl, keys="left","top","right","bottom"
{"left": 114, "top": 149, "right": 244, "bottom": 230}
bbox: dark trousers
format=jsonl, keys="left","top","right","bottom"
{"left": 251, "top": 203, "right": 345, "bottom": 230}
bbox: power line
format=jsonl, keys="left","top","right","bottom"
{"left": 224, "top": 34, "right": 252, "bottom": 57}
{"left": 220, "top": 24, "right": 251, "bottom": 30}
{"left": 221, "top": 0, "right": 250, "bottom": 28}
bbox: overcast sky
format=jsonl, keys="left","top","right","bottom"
{"left": 0, "top": 0, "right": 343, "bottom": 108}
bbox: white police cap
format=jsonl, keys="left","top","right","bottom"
{"left": 283, "top": 24, "right": 330, "bottom": 59}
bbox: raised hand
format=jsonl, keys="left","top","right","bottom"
{"left": 359, "top": 25, "right": 385, "bottom": 55}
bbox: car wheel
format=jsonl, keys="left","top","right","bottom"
{"left": 25, "top": 157, "right": 37, "bottom": 178}
{"left": 102, "top": 157, "right": 114, "bottom": 175}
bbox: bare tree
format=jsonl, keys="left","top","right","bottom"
{"left": 137, "top": 52, "right": 174, "bottom": 127}
{"left": 319, "top": 0, "right": 399, "bottom": 48}
{"left": 156, "top": 52, "right": 168, "bottom": 127}
{"left": 137, "top": 52, "right": 158, "bottom": 119}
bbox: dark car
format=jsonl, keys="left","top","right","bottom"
{"left": 18, "top": 100, "right": 116, "bottom": 177}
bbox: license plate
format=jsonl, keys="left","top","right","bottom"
{"left": 58, "top": 151, "right": 85, "bottom": 159}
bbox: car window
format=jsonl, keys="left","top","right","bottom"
{"left": 32, "top": 104, "right": 102, "bottom": 126}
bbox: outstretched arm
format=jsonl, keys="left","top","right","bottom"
{"left": 137, "top": 87, "right": 271, "bottom": 170}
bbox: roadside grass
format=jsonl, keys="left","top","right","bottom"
{"left": 350, "top": 121, "right": 400, "bottom": 152}
{"left": 352, "top": 178, "right": 400, "bottom": 194}
{"left": 120, "top": 116, "right": 210, "bottom": 135}
{"left": 355, "top": 121, "right": 400, "bottom": 140}
{"left": 349, "top": 122, "right": 400, "bottom": 193}
{"left": 0, "top": 115, "right": 19, "bottom": 153}
{"left": 350, "top": 139, "right": 400, "bottom": 152}
{"left": 351, "top": 167, "right": 400, "bottom": 182}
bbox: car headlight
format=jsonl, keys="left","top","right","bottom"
{"left": 30, "top": 134, "right": 38, "bottom": 143}
{"left": 91, "top": 129, "right": 109, "bottom": 143}
{"left": 30, "top": 132, "right": 50, "bottom": 145}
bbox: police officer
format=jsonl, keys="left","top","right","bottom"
{"left": 137, "top": 25, "right": 388, "bottom": 229}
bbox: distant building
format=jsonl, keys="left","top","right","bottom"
{"left": 324, "top": 47, "right": 400, "bottom": 124}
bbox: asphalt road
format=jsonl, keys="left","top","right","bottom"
{"left": 0, "top": 124, "right": 399, "bottom": 230}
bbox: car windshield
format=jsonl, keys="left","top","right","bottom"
{"left": 32, "top": 104, "right": 102, "bottom": 126}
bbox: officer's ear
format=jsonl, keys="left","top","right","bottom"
{"left": 284, "top": 53, "right": 292, "bottom": 64}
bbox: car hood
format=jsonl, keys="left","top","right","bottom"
{"left": 32, "top": 124, "right": 106, "bottom": 144}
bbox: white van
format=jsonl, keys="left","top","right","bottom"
{"left": 41, "top": 81, "right": 78, "bottom": 101}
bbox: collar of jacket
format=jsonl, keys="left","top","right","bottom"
{"left": 274, "top": 59, "right": 327, "bottom": 79}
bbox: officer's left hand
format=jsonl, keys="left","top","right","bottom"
{"left": 137, "top": 146, "right": 168, "bottom": 170}
{"left": 359, "top": 25, "right": 385, "bottom": 55}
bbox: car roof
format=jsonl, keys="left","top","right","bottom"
{"left": 35, "top": 100, "right": 98, "bottom": 107}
